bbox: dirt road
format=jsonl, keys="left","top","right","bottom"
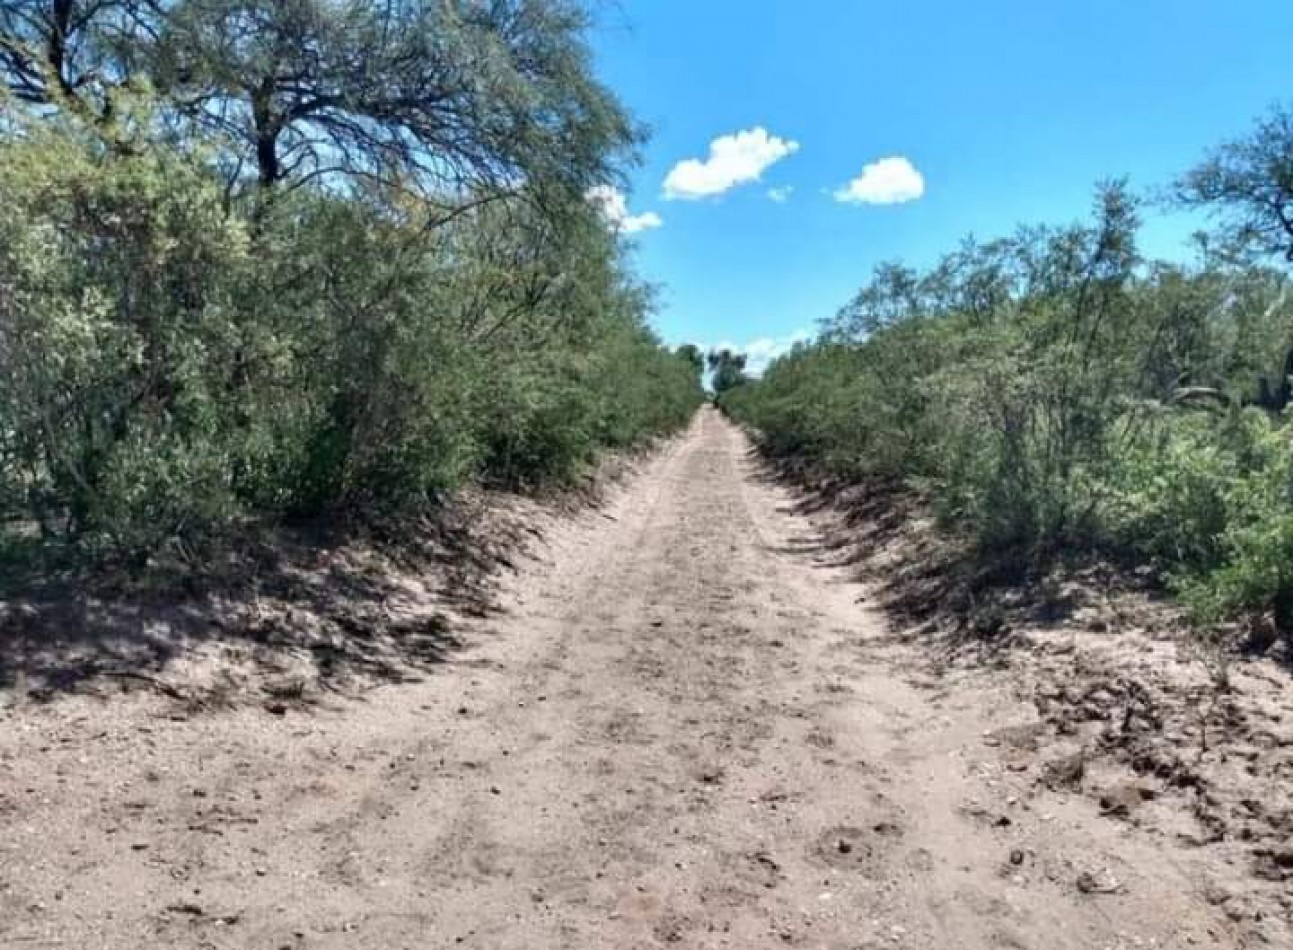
{"left": 0, "top": 409, "right": 1253, "bottom": 948}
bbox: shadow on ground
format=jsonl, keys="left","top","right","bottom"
{"left": 745, "top": 447, "right": 1178, "bottom": 662}
{"left": 0, "top": 497, "right": 545, "bottom": 705}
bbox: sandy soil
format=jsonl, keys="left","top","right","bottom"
{"left": 0, "top": 408, "right": 1283, "bottom": 948}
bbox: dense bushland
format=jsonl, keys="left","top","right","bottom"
{"left": 724, "top": 107, "right": 1293, "bottom": 642}
{"left": 0, "top": 1, "right": 702, "bottom": 567}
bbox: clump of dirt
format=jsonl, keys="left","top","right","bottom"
{"left": 1029, "top": 649, "right": 1292, "bottom": 837}
{"left": 812, "top": 821, "right": 905, "bottom": 877}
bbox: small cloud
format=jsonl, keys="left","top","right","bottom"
{"left": 663, "top": 127, "right": 800, "bottom": 201}
{"left": 707, "top": 329, "right": 813, "bottom": 376}
{"left": 767, "top": 186, "right": 794, "bottom": 203}
{"left": 587, "top": 185, "right": 663, "bottom": 234}
{"left": 622, "top": 210, "right": 663, "bottom": 233}
{"left": 834, "top": 156, "right": 925, "bottom": 205}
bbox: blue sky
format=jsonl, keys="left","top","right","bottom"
{"left": 587, "top": 0, "right": 1293, "bottom": 371}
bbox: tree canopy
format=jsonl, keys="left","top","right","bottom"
{"left": 707, "top": 348, "right": 748, "bottom": 394}
{"left": 2, "top": 0, "right": 641, "bottom": 208}
{"left": 1176, "top": 103, "right": 1293, "bottom": 262}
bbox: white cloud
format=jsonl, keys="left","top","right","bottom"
{"left": 663, "top": 127, "right": 800, "bottom": 201}
{"left": 704, "top": 329, "right": 813, "bottom": 377}
{"left": 767, "top": 186, "right": 794, "bottom": 203}
{"left": 622, "top": 210, "right": 663, "bottom": 234}
{"left": 834, "top": 156, "right": 925, "bottom": 205}
{"left": 586, "top": 185, "right": 663, "bottom": 234}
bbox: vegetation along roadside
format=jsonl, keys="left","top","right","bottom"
{"left": 721, "top": 103, "right": 1293, "bottom": 667}
{"left": 0, "top": 1, "right": 704, "bottom": 695}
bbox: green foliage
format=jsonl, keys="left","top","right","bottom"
{"left": 725, "top": 161, "right": 1293, "bottom": 638}
{"left": 706, "top": 348, "right": 748, "bottom": 395}
{"left": 674, "top": 344, "right": 705, "bottom": 382}
{"left": 1169, "top": 414, "right": 1293, "bottom": 632}
{"left": 0, "top": 3, "right": 702, "bottom": 566}
{"left": 0, "top": 116, "right": 251, "bottom": 557}
{"left": 2, "top": 0, "right": 640, "bottom": 201}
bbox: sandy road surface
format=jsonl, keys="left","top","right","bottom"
{"left": 0, "top": 409, "right": 1247, "bottom": 948}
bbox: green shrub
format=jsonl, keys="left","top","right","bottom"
{"left": 1172, "top": 413, "right": 1293, "bottom": 633}
{"left": 1108, "top": 412, "right": 1240, "bottom": 570}
{"left": 0, "top": 119, "right": 251, "bottom": 555}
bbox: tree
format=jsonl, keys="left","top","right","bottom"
{"left": 2, "top": 1, "right": 642, "bottom": 214}
{"left": 151, "top": 0, "right": 640, "bottom": 203}
{"left": 826, "top": 261, "right": 925, "bottom": 340}
{"left": 707, "top": 348, "right": 747, "bottom": 394}
{"left": 675, "top": 344, "right": 703, "bottom": 381}
{"left": 0, "top": 0, "right": 155, "bottom": 127}
{"left": 1176, "top": 103, "right": 1293, "bottom": 262}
